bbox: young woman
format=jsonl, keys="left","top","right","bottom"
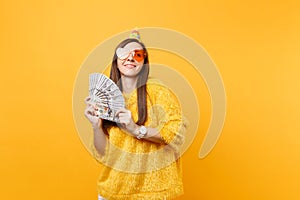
{"left": 84, "top": 30, "right": 186, "bottom": 200}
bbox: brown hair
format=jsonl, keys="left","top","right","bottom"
{"left": 103, "top": 38, "right": 149, "bottom": 129}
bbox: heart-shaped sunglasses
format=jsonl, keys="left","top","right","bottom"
{"left": 116, "top": 48, "right": 147, "bottom": 62}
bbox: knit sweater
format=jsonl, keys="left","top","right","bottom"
{"left": 90, "top": 80, "right": 186, "bottom": 200}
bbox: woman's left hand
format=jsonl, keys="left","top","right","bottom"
{"left": 116, "top": 108, "right": 138, "bottom": 135}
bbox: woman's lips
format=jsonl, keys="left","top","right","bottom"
{"left": 124, "top": 64, "right": 136, "bottom": 69}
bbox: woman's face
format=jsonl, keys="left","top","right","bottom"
{"left": 117, "top": 42, "right": 145, "bottom": 78}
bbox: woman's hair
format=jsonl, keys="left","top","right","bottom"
{"left": 103, "top": 38, "right": 149, "bottom": 129}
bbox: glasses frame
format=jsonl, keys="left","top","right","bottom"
{"left": 116, "top": 47, "right": 147, "bottom": 62}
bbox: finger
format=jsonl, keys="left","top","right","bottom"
{"left": 117, "top": 114, "right": 130, "bottom": 122}
{"left": 117, "top": 112, "right": 127, "bottom": 118}
{"left": 115, "top": 108, "right": 128, "bottom": 116}
{"left": 84, "top": 96, "right": 91, "bottom": 103}
{"left": 85, "top": 106, "right": 95, "bottom": 116}
{"left": 84, "top": 109, "right": 93, "bottom": 118}
{"left": 118, "top": 116, "right": 130, "bottom": 125}
{"left": 84, "top": 106, "right": 91, "bottom": 115}
{"left": 116, "top": 109, "right": 131, "bottom": 118}
{"left": 94, "top": 110, "right": 100, "bottom": 117}
{"left": 84, "top": 109, "right": 92, "bottom": 118}
{"left": 93, "top": 104, "right": 100, "bottom": 112}
{"left": 85, "top": 97, "right": 93, "bottom": 107}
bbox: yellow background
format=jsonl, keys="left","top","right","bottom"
{"left": 1, "top": 0, "right": 299, "bottom": 199}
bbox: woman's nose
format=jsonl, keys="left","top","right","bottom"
{"left": 127, "top": 52, "right": 134, "bottom": 61}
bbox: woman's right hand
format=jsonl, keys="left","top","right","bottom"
{"left": 84, "top": 97, "right": 103, "bottom": 129}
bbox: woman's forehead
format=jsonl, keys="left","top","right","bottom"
{"left": 123, "top": 42, "right": 143, "bottom": 50}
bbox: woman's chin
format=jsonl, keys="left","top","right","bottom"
{"left": 121, "top": 73, "right": 139, "bottom": 78}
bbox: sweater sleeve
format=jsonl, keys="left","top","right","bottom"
{"left": 149, "top": 84, "right": 187, "bottom": 153}
{"left": 89, "top": 131, "right": 110, "bottom": 163}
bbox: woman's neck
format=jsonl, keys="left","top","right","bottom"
{"left": 121, "top": 75, "right": 138, "bottom": 93}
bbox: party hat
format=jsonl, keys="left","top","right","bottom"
{"left": 128, "top": 28, "right": 141, "bottom": 41}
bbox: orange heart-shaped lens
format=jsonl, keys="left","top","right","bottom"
{"left": 133, "top": 50, "right": 146, "bottom": 62}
